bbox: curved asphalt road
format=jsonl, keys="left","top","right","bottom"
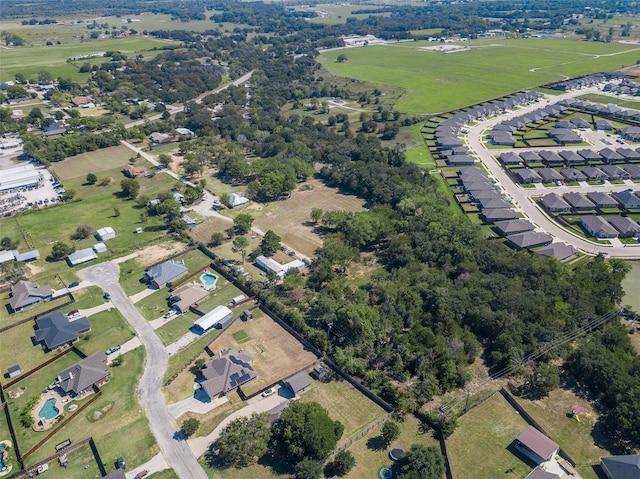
{"left": 79, "top": 262, "right": 208, "bottom": 479}
{"left": 465, "top": 85, "right": 640, "bottom": 259}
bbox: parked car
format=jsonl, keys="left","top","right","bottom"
{"left": 67, "top": 282, "right": 79, "bottom": 288}
{"left": 103, "top": 292, "right": 111, "bottom": 300}
{"left": 117, "top": 457, "right": 126, "bottom": 470}
{"left": 66, "top": 310, "right": 81, "bottom": 319}
{"left": 261, "top": 387, "right": 276, "bottom": 398}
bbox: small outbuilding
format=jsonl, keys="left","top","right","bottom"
{"left": 193, "top": 305, "right": 233, "bottom": 332}
{"left": 229, "top": 193, "right": 249, "bottom": 208}
{"left": 7, "top": 365, "right": 21, "bottom": 378}
{"left": 66, "top": 248, "right": 98, "bottom": 266}
{"left": 93, "top": 242, "right": 107, "bottom": 254}
{"left": 96, "top": 227, "right": 116, "bottom": 241}
{"left": 514, "top": 426, "right": 559, "bottom": 465}
{"left": 285, "top": 371, "right": 313, "bottom": 396}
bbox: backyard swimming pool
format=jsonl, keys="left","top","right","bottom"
{"left": 38, "top": 398, "right": 59, "bottom": 420}
{"left": 200, "top": 272, "right": 218, "bottom": 290}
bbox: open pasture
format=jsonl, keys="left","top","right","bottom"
{"left": 319, "top": 38, "right": 640, "bottom": 114}
{"left": 50, "top": 145, "right": 136, "bottom": 180}
{"left": 0, "top": 36, "right": 171, "bottom": 83}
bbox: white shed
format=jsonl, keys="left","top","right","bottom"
{"left": 96, "top": 227, "right": 116, "bottom": 241}
{"left": 93, "top": 242, "right": 107, "bottom": 253}
{"left": 193, "top": 305, "right": 233, "bottom": 332}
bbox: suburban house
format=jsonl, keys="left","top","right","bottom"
{"left": 612, "top": 191, "right": 640, "bottom": 210}
{"left": 58, "top": 351, "right": 108, "bottom": 396}
{"left": 514, "top": 169, "right": 542, "bottom": 184}
{"left": 66, "top": 248, "right": 98, "bottom": 266}
{"left": 34, "top": 312, "right": 91, "bottom": 350}
{"left": 539, "top": 151, "right": 564, "bottom": 165}
{"left": 506, "top": 231, "right": 553, "bottom": 250}
{"left": 609, "top": 217, "right": 640, "bottom": 238}
{"left": 199, "top": 349, "right": 256, "bottom": 399}
{"left": 600, "top": 454, "right": 640, "bottom": 479}
{"left": 586, "top": 192, "right": 618, "bottom": 209}
{"left": 122, "top": 164, "right": 148, "bottom": 178}
{"left": 559, "top": 168, "right": 587, "bottom": 182}
{"left": 149, "top": 132, "right": 176, "bottom": 144}
{"left": 580, "top": 216, "right": 619, "bottom": 238}
{"left": 537, "top": 168, "right": 564, "bottom": 183}
{"left": 599, "top": 148, "right": 625, "bottom": 163}
{"left": 9, "top": 280, "right": 53, "bottom": 312}
{"left": 581, "top": 167, "right": 607, "bottom": 181}
{"left": 619, "top": 126, "right": 640, "bottom": 142}
{"left": 481, "top": 208, "right": 519, "bottom": 223}
{"left": 43, "top": 121, "right": 67, "bottom": 138}
{"left": 520, "top": 151, "right": 542, "bottom": 164}
{"left": 540, "top": 193, "right": 571, "bottom": 213}
{"left": 469, "top": 190, "right": 501, "bottom": 202}
{"left": 146, "top": 260, "right": 188, "bottom": 289}
{"left": 624, "top": 164, "right": 640, "bottom": 179}
{"left": 559, "top": 150, "right": 584, "bottom": 165}
{"left": 600, "top": 165, "right": 629, "bottom": 181}
{"left": 595, "top": 120, "right": 613, "bottom": 130}
{"left": 169, "top": 284, "right": 210, "bottom": 313}
{"left": 499, "top": 152, "right": 521, "bottom": 165}
{"left": 563, "top": 192, "right": 596, "bottom": 211}
{"left": 175, "top": 127, "right": 194, "bottom": 137}
{"left": 535, "top": 243, "right": 577, "bottom": 262}
{"left": 256, "top": 255, "right": 305, "bottom": 280}
{"left": 494, "top": 219, "right": 535, "bottom": 236}
{"left": 228, "top": 193, "right": 249, "bottom": 208}
{"left": 479, "top": 197, "right": 511, "bottom": 210}
{"left": 514, "top": 426, "right": 559, "bottom": 464}
{"left": 193, "top": 305, "right": 233, "bottom": 332}
{"left": 284, "top": 371, "right": 313, "bottom": 396}
{"left": 13, "top": 249, "right": 40, "bottom": 262}
{"left": 577, "top": 149, "right": 602, "bottom": 163}
{"left": 96, "top": 227, "right": 116, "bottom": 241}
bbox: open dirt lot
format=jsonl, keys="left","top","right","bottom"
{"left": 210, "top": 312, "right": 318, "bottom": 396}
{"left": 135, "top": 242, "right": 187, "bottom": 268}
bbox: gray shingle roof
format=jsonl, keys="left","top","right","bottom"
{"left": 9, "top": 280, "right": 52, "bottom": 311}
{"left": 540, "top": 193, "right": 571, "bottom": 211}
{"left": 581, "top": 216, "right": 619, "bottom": 237}
{"left": 201, "top": 349, "right": 256, "bottom": 398}
{"left": 535, "top": 243, "right": 577, "bottom": 261}
{"left": 563, "top": 192, "right": 595, "bottom": 209}
{"left": 146, "top": 260, "right": 188, "bottom": 287}
{"left": 285, "top": 371, "right": 313, "bottom": 394}
{"left": 58, "top": 351, "right": 107, "bottom": 394}
{"left": 35, "top": 312, "right": 91, "bottom": 350}
{"left": 601, "top": 455, "right": 640, "bottom": 479}
{"left": 507, "top": 231, "right": 553, "bottom": 249}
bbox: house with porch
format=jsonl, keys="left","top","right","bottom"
{"left": 58, "top": 351, "right": 108, "bottom": 396}
{"left": 9, "top": 280, "right": 53, "bottom": 312}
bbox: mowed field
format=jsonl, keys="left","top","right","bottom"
{"left": 210, "top": 312, "right": 318, "bottom": 396}
{"left": 319, "top": 38, "right": 640, "bottom": 114}
{"left": 0, "top": 36, "right": 172, "bottom": 83}
{"left": 622, "top": 262, "right": 640, "bottom": 312}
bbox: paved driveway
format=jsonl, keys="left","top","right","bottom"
{"left": 79, "top": 262, "right": 209, "bottom": 479}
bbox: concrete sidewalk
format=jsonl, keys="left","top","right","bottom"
{"left": 130, "top": 288, "right": 156, "bottom": 304}
{"left": 167, "top": 394, "right": 228, "bottom": 420}
{"left": 166, "top": 331, "right": 199, "bottom": 356}
{"left": 105, "top": 336, "right": 142, "bottom": 364}
{"left": 125, "top": 452, "right": 170, "bottom": 479}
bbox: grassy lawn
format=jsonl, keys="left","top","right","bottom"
{"left": 0, "top": 412, "right": 19, "bottom": 471}
{"left": 299, "top": 374, "right": 387, "bottom": 447}
{"left": 342, "top": 414, "right": 440, "bottom": 479}
{"left": 50, "top": 145, "right": 136, "bottom": 180}
{"left": 513, "top": 386, "right": 612, "bottom": 479}
{"left": 0, "top": 320, "right": 52, "bottom": 373}
{"left": 231, "top": 329, "right": 251, "bottom": 344}
{"left": 164, "top": 328, "right": 221, "bottom": 385}
{"left": 319, "top": 38, "right": 640, "bottom": 114}
{"left": 148, "top": 470, "right": 180, "bottom": 479}
{"left": 136, "top": 289, "right": 172, "bottom": 321}
{"left": 24, "top": 348, "right": 158, "bottom": 470}
{"left": 447, "top": 393, "right": 532, "bottom": 479}
{"left": 210, "top": 312, "right": 318, "bottom": 397}
{"left": 75, "top": 308, "right": 136, "bottom": 356}
{"left": 155, "top": 314, "right": 198, "bottom": 346}
{"left": 0, "top": 291, "right": 69, "bottom": 330}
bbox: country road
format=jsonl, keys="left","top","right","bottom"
{"left": 78, "top": 262, "right": 209, "bottom": 479}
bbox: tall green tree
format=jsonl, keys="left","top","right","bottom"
{"left": 260, "top": 230, "right": 281, "bottom": 256}
{"left": 120, "top": 178, "right": 140, "bottom": 199}
{"left": 399, "top": 445, "right": 445, "bottom": 479}
{"left": 272, "top": 401, "right": 344, "bottom": 462}
{"left": 232, "top": 236, "right": 249, "bottom": 263}
{"left": 233, "top": 213, "right": 254, "bottom": 235}
{"left": 215, "top": 412, "right": 272, "bottom": 467}
{"left": 381, "top": 420, "right": 401, "bottom": 447}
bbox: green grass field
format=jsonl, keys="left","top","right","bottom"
{"left": 622, "top": 262, "right": 640, "bottom": 312}
{"left": 0, "top": 36, "right": 173, "bottom": 83}
{"left": 319, "top": 38, "right": 640, "bottom": 114}
{"left": 447, "top": 393, "right": 532, "bottom": 479}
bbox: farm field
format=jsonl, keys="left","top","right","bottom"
{"left": 300, "top": 4, "right": 388, "bottom": 25}
{"left": 447, "top": 393, "right": 532, "bottom": 479}
{"left": 210, "top": 312, "right": 318, "bottom": 396}
{"left": 319, "top": 38, "right": 640, "bottom": 114}
{"left": 0, "top": 36, "right": 172, "bottom": 83}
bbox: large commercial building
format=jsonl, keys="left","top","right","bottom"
{"left": 0, "top": 164, "right": 43, "bottom": 192}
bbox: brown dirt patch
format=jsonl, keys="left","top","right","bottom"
{"left": 7, "top": 388, "right": 24, "bottom": 399}
{"left": 135, "top": 242, "right": 186, "bottom": 267}
{"left": 211, "top": 312, "right": 318, "bottom": 396}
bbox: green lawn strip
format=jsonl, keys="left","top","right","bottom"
{"left": 513, "top": 388, "right": 612, "bottom": 479}
{"left": 343, "top": 414, "right": 439, "bottom": 479}
{"left": 231, "top": 329, "right": 250, "bottom": 344}
{"left": 148, "top": 470, "right": 180, "bottom": 479}
{"left": 5, "top": 349, "right": 85, "bottom": 454}
{"left": 299, "top": 375, "right": 387, "bottom": 446}
{"left": 447, "top": 393, "right": 532, "bottom": 479}
{"left": 622, "top": 263, "right": 640, "bottom": 313}
{"left": 155, "top": 315, "right": 195, "bottom": 347}
{"left": 119, "top": 258, "right": 151, "bottom": 296}
{"left": 577, "top": 93, "right": 640, "bottom": 111}
{"left": 24, "top": 348, "right": 158, "bottom": 471}
{"left": 164, "top": 329, "right": 221, "bottom": 384}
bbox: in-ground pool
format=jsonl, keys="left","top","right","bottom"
{"left": 0, "top": 444, "right": 5, "bottom": 469}
{"left": 200, "top": 272, "right": 218, "bottom": 290}
{"left": 38, "top": 398, "right": 59, "bottom": 420}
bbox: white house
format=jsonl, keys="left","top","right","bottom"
{"left": 229, "top": 193, "right": 249, "bottom": 208}
{"left": 256, "top": 255, "right": 305, "bottom": 279}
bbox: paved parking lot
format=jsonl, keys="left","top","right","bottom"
{"left": 0, "top": 166, "right": 62, "bottom": 216}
